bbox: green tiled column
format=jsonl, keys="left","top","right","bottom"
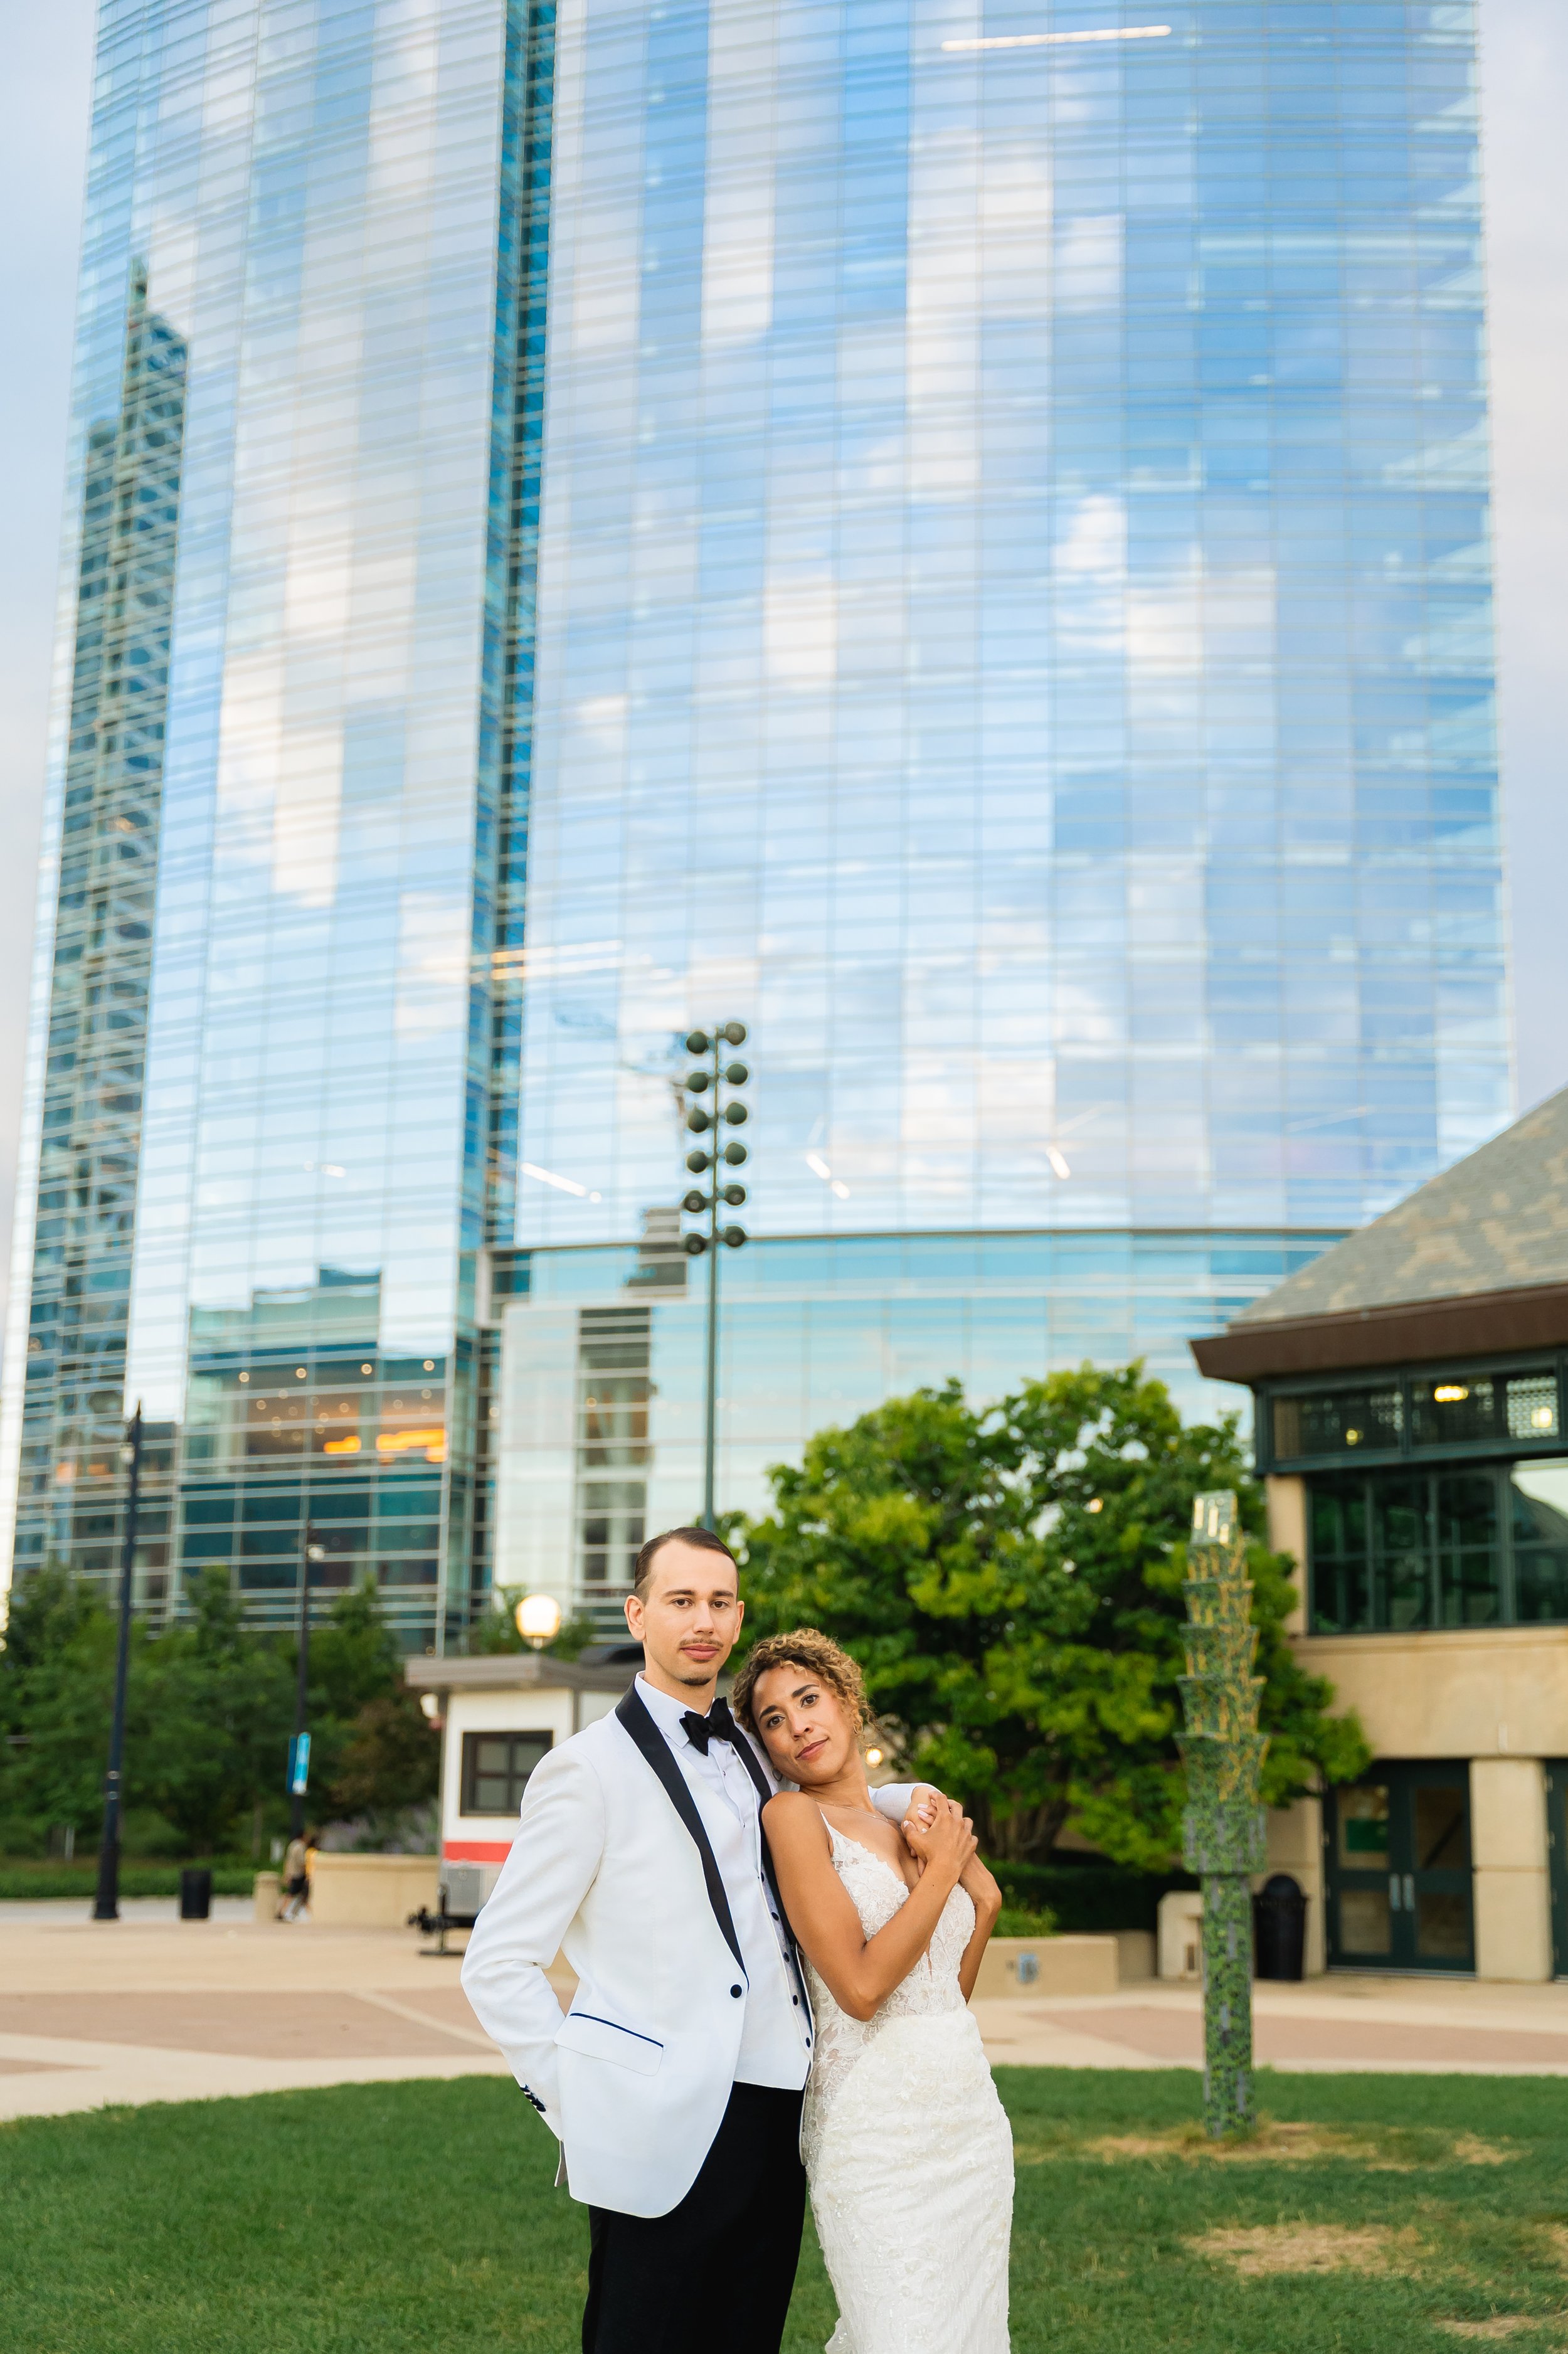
{"left": 1180, "top": 1490, "right": 1268, "bottom": 2136}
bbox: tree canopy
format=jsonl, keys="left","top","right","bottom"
{"left": 0, "top": 1569, "right": 438, "bottom": 1858}
{"left": 733, "top": 1365, "right": 1369, "bottom": 1869}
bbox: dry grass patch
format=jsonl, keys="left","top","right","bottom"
{"left": 1435, "top": 2321, "right": 1545, "bottom": 2341}
{"left": 1190, "top": 2222, "right": 1422, "bottom": 2277}
{"left": 1026, "top": 2118, "right": 1518, "bottom": 2170}
{"left": 1450, "top": 2134, "right": 1518, "bottom": 2167}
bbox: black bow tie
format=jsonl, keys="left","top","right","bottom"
{"left": 681, "top": 1700, "right": 740, "bottom": 1756}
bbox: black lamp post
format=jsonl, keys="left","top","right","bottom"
{"left": 289, "top": 1524, "right": 326, "bottom": 1838}
{"left": 93, "top": 1405, "right": 143, "bottom": 1923}
{"left": 681, "top": 1024, "right": 750, "bottom": 1530}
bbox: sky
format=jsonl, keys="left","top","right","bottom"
{"left": 1, "top": 0, "right": 1564, "bottom": 1344}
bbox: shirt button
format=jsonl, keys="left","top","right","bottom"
{"left": 730, "top": 1985, "right": 743, "bottom": 1998}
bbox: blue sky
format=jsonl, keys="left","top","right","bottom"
{"left": 1, "top": 1, "right": 1564, "bottom": 1324}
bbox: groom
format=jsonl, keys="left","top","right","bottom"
{"left": 461, "top": 1525, "right": 929, "bottom": 2354}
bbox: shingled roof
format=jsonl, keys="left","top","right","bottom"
{"left": 1192, "top": 1088, "right": 1568, "bottom": 1382}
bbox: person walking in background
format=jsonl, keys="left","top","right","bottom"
{"left": 280, "top": 1829, "right": 312, "bottom": 1922}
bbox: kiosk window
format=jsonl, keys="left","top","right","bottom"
{"left": 462, "top": 1732, "right": 551, "bottom": 1815}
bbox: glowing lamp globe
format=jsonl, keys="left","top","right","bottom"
{"left": 516, "top": 1593, "right": 563, "bottom": 1652}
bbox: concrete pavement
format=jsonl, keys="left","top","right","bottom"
{"left": 3, "top": 1903, "right": 1567, "bottom": 2125}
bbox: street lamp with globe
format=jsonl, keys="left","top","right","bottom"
{"left": 516, "top": 1593, "right": 563, "bottom": 1652}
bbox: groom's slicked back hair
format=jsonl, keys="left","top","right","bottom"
{"left": 633, "top": 1525, "right": 737, "bottom": 1600}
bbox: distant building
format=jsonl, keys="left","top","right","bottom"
{"left": 1195, "top": 1088, "right": 1568, "bottom": 1980}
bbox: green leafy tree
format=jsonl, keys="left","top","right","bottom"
{"left": 734, "top": 1365, "right": 1370, "bottom": 1868}
{"left": 0, "top": 1569, "right": 132, "bottom": 1845}
{"left": 307, "top": 1579, "right": 439, "bottom": 1821}
{"left": 137, "top": 1569, "right": 296, "bottom": 1853}
{"left": 0, "top": 1567, "right": 438, "bottom": 1857}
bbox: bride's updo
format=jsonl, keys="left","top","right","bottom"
{"left": 729, "top": 1627, "right": 869, "bottom": 1736}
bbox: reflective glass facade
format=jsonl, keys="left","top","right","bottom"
{"left": 3, "top": 0, "right": 1510, "bottom": 1646}
{"left": 516, "top": 0, "right": 1507, "bottom": 1251}
{"left": 2, "top": 0, "right": 532, "bottom": 1644}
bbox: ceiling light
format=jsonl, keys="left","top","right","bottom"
{"left": 521, "top": 1160, "right": 588, "bottom": 1197}
{"left": 943, "top": 24, "right": 1171, "bottom": 50}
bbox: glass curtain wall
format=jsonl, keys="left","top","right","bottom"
{"left": 512, "top": 0, "right": 1506, "bottom": 1251}
{"left": 3, "top": 269, "right": 187, "bottom": 1603}
{"left": 1, "top": 0, "right": 532, "bottom": 1648}
{"left": 3, "top": 0, "right": 1512, "bottom": 1647}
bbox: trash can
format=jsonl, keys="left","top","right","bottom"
{"left": 1253, "top": 1872, "right": 1306, "bottom": 1980}
{"left": 179, "top": 1867, "right": 213, "bottom": 1921}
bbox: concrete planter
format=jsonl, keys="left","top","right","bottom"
{"left": 972, "top": 1933, "right": 1119, "bottom": 1998}
{"left": 307, "top": 1853, "right": 438, "bottom": 1929}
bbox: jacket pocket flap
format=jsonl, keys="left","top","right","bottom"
{"left": 554, "top": 2010, "right": 664, "bottom": 2076}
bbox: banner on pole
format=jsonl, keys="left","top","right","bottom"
{"left": 288, "top": 1732, "right": 311, "bottom": 1796}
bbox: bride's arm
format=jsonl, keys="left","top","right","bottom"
{"left": 954, "top": 1856, "right": 1003, "bottom": 2003}
{"left": 763, "top": 1793, "right": 977, "bottom": 2023}
{"left": 902, "top": 1817, "right": 1003, "bottom": 2004}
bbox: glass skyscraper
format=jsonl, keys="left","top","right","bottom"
{"left": 2, "top": 0, "right": 1509, "bottom": 1646}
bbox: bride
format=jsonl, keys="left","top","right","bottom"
{"left": 729, "top": 1630, "right": 1013, "bottom": 2354}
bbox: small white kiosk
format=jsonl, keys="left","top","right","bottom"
{"left": 403, "top": 1647, "right": 642, "bottom": 1916}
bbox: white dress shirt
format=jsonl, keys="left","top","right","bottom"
{"left": 633, "top": 1675, "right": 812, "bottom": 2092}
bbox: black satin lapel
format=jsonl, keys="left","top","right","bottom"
{"left": 731, "top": 1731, "right": 803, "bottom": 1958}
{"left": 615, "top": 1685, "right": 744, "bottom": 1973}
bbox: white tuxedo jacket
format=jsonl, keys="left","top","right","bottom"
{"left": 460, "top": 1683, "right": 919, "bottom": 2217}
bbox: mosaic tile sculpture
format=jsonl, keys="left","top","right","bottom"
{"left": 1179, "top": 1489, "right": 1268, "bottom": 2136}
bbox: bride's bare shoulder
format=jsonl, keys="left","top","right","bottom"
{"left": 762, "top": 1791, "right": 831, "bottom": 1852}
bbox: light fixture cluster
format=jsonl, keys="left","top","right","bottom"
{"left": 681, "top": 1024, "right": 750, "bottom": 1256}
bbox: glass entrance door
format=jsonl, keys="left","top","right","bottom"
{"left": 1326, "top": 1763, "right": 1474, "bottom": 1971}
{"left": 1548, "top": 1764, "right": 1568, "bottom": 1980}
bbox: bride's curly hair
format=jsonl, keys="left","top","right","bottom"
{"left": 729, "top": 1628, "right": 870, "bottom": 1737}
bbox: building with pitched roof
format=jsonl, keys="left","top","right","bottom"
{"left": 1195, "top": 1090, "right": 1568, "bottom": 1983}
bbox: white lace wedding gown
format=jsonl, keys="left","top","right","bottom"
{"left": 800, "top": 1820, "right": 1013, "bottom": 2353}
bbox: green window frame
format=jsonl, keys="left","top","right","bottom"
{"left": 1308, "top": 1459, "right": 1568, "bottom": 1632}
{"left": 1263, "top": 1357, "right": 1565, "bottom": 1475}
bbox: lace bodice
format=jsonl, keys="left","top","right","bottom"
{"left": 802, "top": 1818, "right": 975, "bottom": 2134}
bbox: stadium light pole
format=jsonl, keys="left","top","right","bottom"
{"left": 92, "top": 1404, "right": 144, "bottom": 1922}
{"left": 681, "top": 1024, "right": 750, "bottom": 1530}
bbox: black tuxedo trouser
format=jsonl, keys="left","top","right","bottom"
{"left": 582, "top": 2081, "right": 806, "bottom": 2354}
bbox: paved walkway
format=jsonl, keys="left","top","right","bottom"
{"left": 0, "top": 1907, "right": 515, "bottom": 2122}
{"left": 973, "top": 1976, "right": 1568, "bottom": 2076}
{"left": 3, "top": 1905, "right": 1566, "bottom": 2124}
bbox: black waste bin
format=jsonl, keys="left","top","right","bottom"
{"left": 1253, "top": 1871, "right": 1306, "bottom": 1980}
{"left": 179, "top": 1867, "right": 213, "bottom": 1922}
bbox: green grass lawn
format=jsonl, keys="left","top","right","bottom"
{"left": 3, "top": 2069, "right": 1567, "bottom": 2353}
